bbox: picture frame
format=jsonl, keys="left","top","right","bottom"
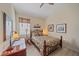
{"left": 33, "top": 24, "right": 40, "bottom": 28}
{"left": 56, "top": 24, "right": 66, "bottom": 33}
{"left": 48, "top": 24, "right": 54, "bottom": 32}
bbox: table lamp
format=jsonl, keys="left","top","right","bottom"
{"left": 9, "top": 31, "right": 20, "bottom": 47}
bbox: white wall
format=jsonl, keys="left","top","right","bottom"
{"left": 46, "top": 4, "right": 79, "bottom": 52}
{"left": 11, "top": 5, "right": 16, "bottom": 31}
{"left": 0, "top": 4, "right": 15, "bottom": 55}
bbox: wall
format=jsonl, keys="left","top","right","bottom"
{"left": 15, "top": 13, "right": 46, "bottom": 33}
{"left": 11, "top": 5, "right": 16, "bottom": 31}
{"left": 46, "top": 4, "right": 79, "bottom": 52}
{"left": 0, "top": 4, "right": 15, "bottom": 55}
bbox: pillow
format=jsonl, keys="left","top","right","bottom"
{"left": 32, "top": 31, "right": 43, "bottom": 36}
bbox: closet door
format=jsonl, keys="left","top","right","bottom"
{"left": 3, "top": 12, "right": 12, "bottom": 41}
{"left": 6, "top": 17, "right": 12, "bottom": 40}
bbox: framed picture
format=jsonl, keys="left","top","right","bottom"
{"left": 33, "top": 24, "right": 40, "bottom": 28}
{"left": 48, "top": 24, "right": 54, "bottom": 32}
{"left": 56, "top": 24, "right": 66, "bottom": 33}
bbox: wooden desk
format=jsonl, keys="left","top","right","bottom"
{"left": 2, "top": 45, "right": 26, "bottom": 56}
{"left": 2, "top": 38, "right": 26, "bottom": 56}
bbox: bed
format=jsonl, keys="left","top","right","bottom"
{"left": 31, "top": 35, "right": 62, "bottom": 56}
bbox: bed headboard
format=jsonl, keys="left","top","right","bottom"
{"left": 60, "top": 36, "right": 62, "bottom": 48}
{"left": 32, "top": 29, "right": 43, "bottom": 36}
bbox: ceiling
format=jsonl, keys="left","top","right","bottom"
{"left": 12, "top": 3, "right": 79, "bottom": 19}
{"left": 12, "top": 3, "right": 58, "bottom": 19}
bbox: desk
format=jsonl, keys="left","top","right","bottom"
{"left": 2, "top": 38, "right": 26, "bottom": 56}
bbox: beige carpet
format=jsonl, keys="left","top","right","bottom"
{"left": 27, "top": 44, "right": 40, "bottom": 56}
{"left": 27, "top": 44, "right": 79, "bottom": 56}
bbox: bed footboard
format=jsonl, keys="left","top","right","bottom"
{"left": 43, "top": 36, "right": 62, "bottom": 56}
{"left": 43, "top": 40, "right": 46, "bottom": 56}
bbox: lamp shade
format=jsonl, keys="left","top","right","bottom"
{"left": 43, "top": 26, "right": 48, "bottom": 36}
{"left": 12, "top": 32, "right": 19, "bottom": 40}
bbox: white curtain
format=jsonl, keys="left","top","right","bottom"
{"left": 19, "top": 23, "right": 30, "bottom": 37}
